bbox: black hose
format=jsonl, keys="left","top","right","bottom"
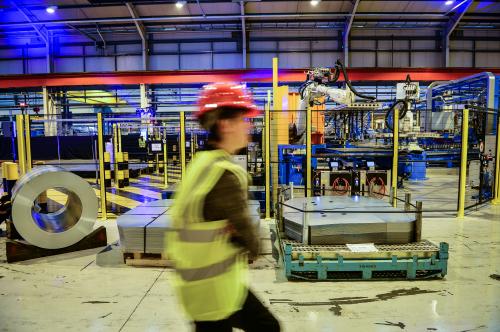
{"left": 385, "top": 100, "right": 408, "bottom": 131}
{"left": 336, "top": 59, "right": 376, "bottom": 101}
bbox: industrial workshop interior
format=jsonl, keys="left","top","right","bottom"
{"left": 0, "top": 0, "right": 499, "bottom": 331}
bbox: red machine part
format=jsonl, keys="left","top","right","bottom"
{"left": 332, "top": 177, "right": 351, "bottom": 196}
{"left": 368, "top": 176, "right": 386, "bottom": 199}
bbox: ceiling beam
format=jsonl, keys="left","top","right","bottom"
{"left": 343, "top": 0, "right": 360, "bottom": 67}
{"left": 0, "top": 12, "right": 454, "bottom": 28}
{"left": 126, "top": 2, "right": 148, "bottom": 70}
{"left": 444, "top": 0, "right": 474, "bottom": 67}
{"left": 10, "top": 1, "right": 52, "bottom": 73}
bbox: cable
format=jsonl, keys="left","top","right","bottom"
{"left": 385, "top": 99, "right": 408, "bottom": 131}
{"left": 335, "top": 59, "right": 376, "bottom": 101}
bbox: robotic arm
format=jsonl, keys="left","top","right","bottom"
{"left": 294, "top": 60, "right": 376, "bottom": 143}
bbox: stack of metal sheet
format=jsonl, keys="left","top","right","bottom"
{"left": 117, "top": 199, "right": 261, "bottom": 254}
{"left": 283, "top": 196, "right": 416, "bottom": 245}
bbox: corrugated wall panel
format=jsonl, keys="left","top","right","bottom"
{"left": 117, "top": 56, "right": 142, "bottom": 71}
{"left": 0, "top": 60, "right": 23, "bottom": 74}
{"left": 351, "top": 52, "right": 376, "bottom": 67}
{"left": 116, "top": 44, "right": 142, "bottom": 53}
{"left": 278, "top": 52, "right": 309, "bottom": 68}
{"left": 85, "top": 57, "right": 115, "bottom": 72}
{"left": 180, "top": 54, "right": 212, "bottom": 70}
{"left": 351, "top": 40, "right": 376, "bottom": 50}
{"left": 27, "top": 59, "right": 47, "bottom": 73}
{"left": 180, "top": 43, "right": 211, "bottom": 52}
{"left": 311, "top": 52, "right": 342, "bottom": 67}
{"left": 213, "top": 53, "right": 241, "bottom": 69}
{"left": 450, "top": 52, "right": 473, "bottom": 67}
{"left": 377, "top": 52, "right": 392, "bottom": 67}
{"left": 54, "top": 58, "right": 84, "bottom": 73}
{"left": 150, "top": 55, "right": 179, "bottom": 70}
{"left": 0, "top": 49, "right": 23, "bottom": 58}
{"left": 249, "top": 53, "right": 277, "bottom": 68}
{"left": 249, "top": 41, "right": 276, "bottom": 51}
{"left": 213, "top": 42, "right": 237, "bottom": 51}
{"left": 58, "top": 46, "right": 84, "bottom": 56}
{"left": 411, "top": 53, "right": 442, "bottom": 67}
{"left": 476, "top": 53, "right": 500, "bottom": 67}
{"left": 279, "top": 41, "right": 309, "bottom": 51}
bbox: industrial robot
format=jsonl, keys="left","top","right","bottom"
{"left": 292, "top": 59, "right": 377, "bottom": 144}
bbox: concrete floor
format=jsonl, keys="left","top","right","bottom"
{"left": 1, "top": 170, "right": 499, "bottom": 332}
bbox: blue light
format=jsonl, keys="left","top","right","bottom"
{"left": 46, "top": 6, "right": 57, "bottom": 14}
{"left": 445, "top": 0, "right": 454, "bottom": 5}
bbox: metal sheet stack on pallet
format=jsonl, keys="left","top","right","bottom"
{"left": 283, "top": 196, "right": 416, "bottom": 245}
{"left": 117, "top": 199, "right": 262, "bottom": 265}
{"left": 277, "top": 194, "right": 448, "bottom": 281}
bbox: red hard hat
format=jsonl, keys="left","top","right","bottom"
{"left": 197, "top": 82, "right": 260, "bottom": 119}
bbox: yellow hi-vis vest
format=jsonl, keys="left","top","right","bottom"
{"left": 166, "top": 149, "right": 249, "bottom": 321}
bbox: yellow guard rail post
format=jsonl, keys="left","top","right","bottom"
{"left": 391, "top": 107, "right": 399, "bottom": 207}
{"left": 97, "top": 113, "right": 107, "bottom": 220}
{"left": 306, "top": 106, "right": 312, "bottom": 197}
{"left": 457, "top": 108, "right": 469, "bottom": 218}
{"left": 24, "top": 114, "right": 32, "bottom": 171}
{"left": 15, "top": 114, "right": 26, "bottom": 176}
{"left": 265, "top": 90, "right": 271, "bottom": 219}
{"left": 493, "top": 113, "right": 500, "bottom": 205}
{"left": 180, "top": 111, "right": 186, "bottom": 180}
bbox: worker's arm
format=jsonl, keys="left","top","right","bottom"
{"left": 204, "top": 170, "right": 260, "bottom": 259}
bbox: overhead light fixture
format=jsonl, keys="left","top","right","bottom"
{"left": 176, "top": 1, "right": 187, "bottom": 8}
{"left": 311, "top": 0, "right": 320, "bottom": 6}
{"left": 445, "top": 0, "right": 454, "bottom": 5}
{"left": 46, "top": 5, "right": 57, "bottom": 14}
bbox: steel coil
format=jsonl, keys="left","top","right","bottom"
{"left": 11, "top": 166, "right": 98, "bottom": 249}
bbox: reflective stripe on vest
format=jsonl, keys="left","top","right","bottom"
{"left": 176, "top": 254, "right": 238, "bottom": 282}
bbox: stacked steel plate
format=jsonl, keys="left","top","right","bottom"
{"left": 282, "top": 196, "right": 416, "bottom": 245}
{"left": 117, "top": 199, "right": 261, "bottom": 254}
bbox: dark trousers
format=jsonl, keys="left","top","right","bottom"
{"left": 194, "top": 289, "right": 280, "bottom": 332}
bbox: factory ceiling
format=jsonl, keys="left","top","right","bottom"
{"left": 0, "top": 0, "right": 499, "bottom": 42}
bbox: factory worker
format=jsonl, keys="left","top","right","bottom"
{"left": 166, "top": 82, "right": 280, "bottom": 332}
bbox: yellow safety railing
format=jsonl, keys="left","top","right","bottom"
{"left": 97, "top": 113, "right": 107, "bottom": 220}
{"left": 180, "top": 111, "right": 186, "bottom": 180}
{"left": 457, "top": 108, "right": 469, "bottom": 218}
{"left": 24, "top": 115, "right": 32, "bottom": 171}
{"left": 265, "top": 90, "right": 271, "bottom": 219}
{"left": 494, "top": 115, "right": 500, "bottom": 205}
{"left": 306, "top": 106, "right": 312, "bottom": 197}
{"left": 391, "top": 107, "right": 399, "bottom": 207}
{"left": 15, "top": 114, "right": 26, "bottom": 176}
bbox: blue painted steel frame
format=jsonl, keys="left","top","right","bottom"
{"left": 284, "top": 242, "right": 449, "bottom": 281}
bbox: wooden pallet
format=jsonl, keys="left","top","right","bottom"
{"left": 123, "top": 252, "right": 172, "bottom": 267}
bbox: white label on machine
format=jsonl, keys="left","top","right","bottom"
{"left": 346, "top": 243, "right": 378, "bottom": 252}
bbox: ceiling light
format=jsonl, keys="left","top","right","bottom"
{"left": 445, "top": 0, "right": 454, "bottom": 5}
{"left": 176, "top": 1, "right": 186, "bottom": 8}
{"left": 46, "top": 5, "right": 57, "bottom": 14}
{"left": 311, "top": 0, "right": 320, "bottom": 6}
